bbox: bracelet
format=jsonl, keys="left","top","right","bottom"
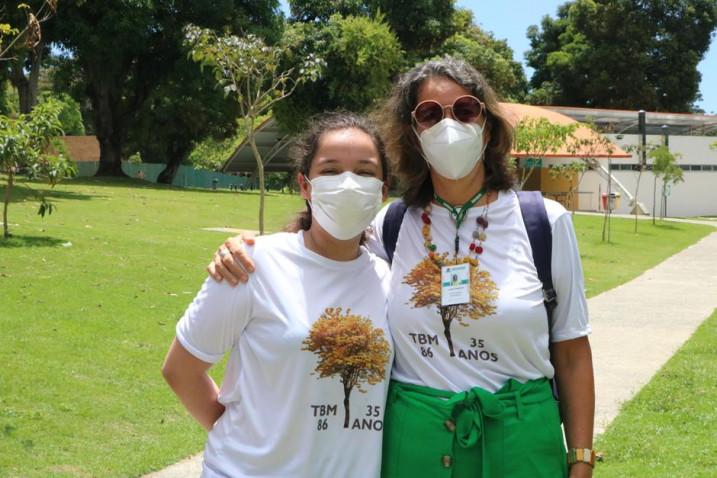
{"left": 567, "top": 448, "right": 596, "bottom": 467}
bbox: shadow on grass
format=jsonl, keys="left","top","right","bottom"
{"left": 653, "top": 223, "right": 681, "bottom": 231}
{"left": 66, "top": 176, "right": 294, "bottom": 197}
{"left": 0, "top": 234, "right": 68, "bottom": 248}
{"left": 0, "top": 182, "right": 99, "bottom": 203}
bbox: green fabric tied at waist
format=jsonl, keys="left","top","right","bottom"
{"left": 452, "top": 387, "right": 505, "bottom": 448}
{"left": 383, "top": 378, "right": 564, "bottom": 478}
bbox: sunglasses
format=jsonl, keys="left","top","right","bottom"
{"left": 412, "top": 95, "right": 486, "bottom": 129}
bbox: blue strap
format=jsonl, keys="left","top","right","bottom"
{"left": 382, "top": 199, "right": 407, "bottom": 264}
{"left": 517, "top": 190, "right": 560, "bottom": 402}
{"left": 517, "top": 191, "right": 557, "bottom": 319}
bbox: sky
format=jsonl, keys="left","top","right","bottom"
{"left": 278, "top": 0, "right": 717, "bottom": 115}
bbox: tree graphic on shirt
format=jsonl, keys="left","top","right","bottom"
{"left": 403, "top": 254, "right": 498, "bottom": 357}
{"left": 302, "top": 307, "right": 391, "bottom": 428}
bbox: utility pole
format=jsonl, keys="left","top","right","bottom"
{"left": 633, "top": 110, "right": 646, "bottom": 232}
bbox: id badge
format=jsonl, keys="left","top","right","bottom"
{"left": 441, "top": 263, "right": 470, "bottom": 306}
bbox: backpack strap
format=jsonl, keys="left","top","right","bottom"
{"left": 382, "top": 199, "right": 408, "bottom": 264}
{"left": 517, "top": 191, "right": 560, "bottom": 403}
{"left": 517, "top": 191, "right": 557, "bottom": 322}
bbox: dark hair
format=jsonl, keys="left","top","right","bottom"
{"left": 375, "top": 56, "right": 515, "bottom": 208}
{"left": 287, "top": 111, "right": 390, "bottom": 232}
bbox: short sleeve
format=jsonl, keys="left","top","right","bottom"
{"left": 364, "top": 203, "right": 390, "bottom": 261}
{"left": 175, "top": 277, "right": 253, "bottom": 363}
{"left": 549, "top": 212, "right": 591, "bottom": 342}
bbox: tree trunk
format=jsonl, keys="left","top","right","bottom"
{"left": 247, "top": 125, "right": 265, "bottom": 235}
{"left": 9, "top": 43, "right": 42, "bottom": 114}
{"left": 157, "top": 143, "right": 190, "bottom": 184}
{"left": 3, "top": 171, "right": 14, "bottom": 238}
{"left": 96, "top": 136, "right": 125, "bottom": 176}
{"left": 440, "top": 307, "right": 455, "bottom": 357}
{"left": 652, "top": 175, "right": 657, "bottom": 225}
{"left": 92, "top": 83, "right": 127, "bottom": 177}
{"left": 156, "top": 161, "right": 179, "bottom": 184}
{"left": 11, "top": 63, "right": 31, "bottom": 114}
{"left": 343, "top": 388, "right": 351, "bottom": 429}
{"left": 633, "top": 168, "right": 643, "bottom": 232}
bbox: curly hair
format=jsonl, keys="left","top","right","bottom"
{"left": 375, "top": 56, "right": 515, "bottom": 208}
{"left": 287, "top": 111, "right": 390, "bottom": 232}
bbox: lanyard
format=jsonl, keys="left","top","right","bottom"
{"left": 433, "top": 187, "right": 487, "bottom": 255}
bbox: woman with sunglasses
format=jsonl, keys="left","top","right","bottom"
{"left": 162, "top": 112, "right": 394, "bottom": 478}
{"left": 208, "top": 57, "right": 595, "bottom": 478}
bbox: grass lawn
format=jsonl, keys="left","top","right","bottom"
{"left": 571, "top": 214, "right": 714, "bottom": 298}
{"left": 594, "top": 309, "right": 717, "bottom": 477}
{"left": 0, "top": 177, "right": 713, "bottom": 477}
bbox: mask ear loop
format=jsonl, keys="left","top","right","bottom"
{"left": 411, "top": 122, "right": 433, "bottom": 170}
{"left": 301, "top": 173, "right": 314, "bottom": 213}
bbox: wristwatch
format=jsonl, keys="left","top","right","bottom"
{"left": 567, "top": 448, "right": 596, "bottom": 467}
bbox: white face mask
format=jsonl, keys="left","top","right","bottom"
{"left": 417, "top": 118, "right": 487, "bottom": 180}
{"left": 307, "top": 171, "right": 384, "bottom": 240}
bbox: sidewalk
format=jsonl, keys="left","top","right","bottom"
{"left": 145, "top": 228, "right": 717, "bottom": 476}
{"left": 590, "top": 229, "right": 717, "bottom": 433}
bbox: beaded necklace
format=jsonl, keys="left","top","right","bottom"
{"left": 421, "top": 188, "right": 490, "bottom": 266}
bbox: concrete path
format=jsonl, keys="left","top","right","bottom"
{"left": 145, "top": 225, "right": 717, "bottom": 477}
{"left": 590, "top": 229, "right": 717, "bottom": 433}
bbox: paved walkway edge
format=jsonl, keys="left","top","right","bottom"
{"left": 589, "top": 231, "right": 717, "bottom": 434}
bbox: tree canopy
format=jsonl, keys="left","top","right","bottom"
{"left": 50, "top": 0, "right": 283, "bottom": 176}
{"left": 526, "top": 0, "right": 717, "bottom": 111}
{"left": 273, "top": 14, "right": 402, "bottom": 133}
{"left": 288, "top": 0, "right": 455, "bottom": 60}
{"left": 439, "top": 8, "right": 528, "bottom": 101}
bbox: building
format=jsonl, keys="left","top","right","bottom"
{"left": 545, "top": 106, "right": 717, "bottom": 217}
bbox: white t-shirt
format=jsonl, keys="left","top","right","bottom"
{"left": 366, "top": 189, "right": 589, "bottom": 393}
{"left": 176, "top": 232, "right": 393, "bottom": 478}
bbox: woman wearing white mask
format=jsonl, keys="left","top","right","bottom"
{"left": 162, "top": 112, "right": 393, "bottom": 478}
{"left": 208, "top": 57, "right": 595, "bottom": 478}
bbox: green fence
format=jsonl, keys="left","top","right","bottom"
{"left": 76, "top": 161, "right": 252, "bottom": 190}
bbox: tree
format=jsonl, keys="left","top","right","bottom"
{"left": 38, "top": 91, "right": 84, "bottom": 135}
{"left": 302, "top": 307, "right": 391, "bottom": 429}
{"left": 126, "top": 53, "right": 241, "bottom": 184}
{"left": 273, "top": 14, "right": 402, "bottom": 133}
{"left": 439, "top": 8, "right": 527, "bottom": 101}
{"left": 526, "top": 0, "right": 717, "bottom": 111}
{"left": 513, "top": 117, "right": 577, "bottom": 189}
{"left": 371, "top": 0, "right": 455, "bottom": 60}
{"left": 51, "top": 0, "right": 282, "bottom": 176}
{"left": 186, "top": 25, "right": 322, "bottom": 234}
{"left": 548, "top": 161, "right": 587, "bottom": 213}
{"left": 403, "top": 255, "right": 498, "bottom": 357}
{"left": 559, "top": 123, "right": 619, "bottom": 240}
{"left": 287, "top": 0, "right": 456, "bottom": 61}
{"left": 0, "top": 0, "right": 57, "bottom": 113}
{"left": 650, "top": 146, "right": 684, "bottom": 220}
{"left": 289, "top": 0, "right": 369, "bottom": 21}
{"left": 0, "top": 98, "right": 75, "bottom": 238}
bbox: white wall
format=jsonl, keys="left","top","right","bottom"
{"left": 573, "top": 134, "right": 717, "bottom": 217}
